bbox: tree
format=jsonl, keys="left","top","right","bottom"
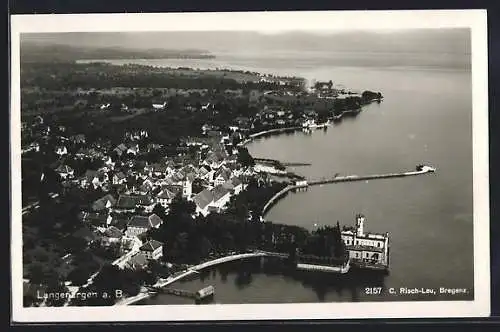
{"left": 23, "top": 294, "right": 41, "bottom": 307}
{"left": 198, "top": 236, "right": 213, "bottom": 258}
{"left": 332, "top": 221, "right": 346, "bottom": 259}
{"left": 237, "top": 147, "right": 255, "bottom": 167}
{"left": 169, "top": 194, "right": 196, "bottom": 217}
{"left": 221, "top": 231, "right": 235, "bottom": 251}
{"left": 152, "top": 203, "right": 166, "bottom": 219}
{"left": 28, "top": 262, "right": 59, "bottom": 285}
{"left": 67, "top": 267, "right": 91, "bottom": 286}
{"left": 64, "top": 236, "right": 88, "bottom": 254}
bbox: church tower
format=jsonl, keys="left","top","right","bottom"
{"left": 356, "top": 214, "right": 365, "bottom": 237}
{"left": 183, "top": 178, "right": 192, "bottom": 200}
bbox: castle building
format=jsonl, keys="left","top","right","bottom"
{"left": 340, "top": 214, "right": 390, "bottom": 271}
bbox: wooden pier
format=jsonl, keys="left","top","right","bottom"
{"left": 148, "top": 285, "right": 215, "bottom": 300}
{"left": 254, "top": 157, "right": 312, "bottom": 168}
{"left": 282, "top": 162, "right": 312, "bottom": 167}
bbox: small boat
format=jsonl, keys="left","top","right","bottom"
{"left": 416, "top": 164, "right": 436, "bottom": 173}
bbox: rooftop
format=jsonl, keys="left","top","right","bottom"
{"left": 140, "top": 239, "right": 163, "bottom": 252}
{"left": 193, "top": 189, "right": 214, "bottom": 210}
{"left": 116, "top": 195, "right": 139, "bottom": 209}
{"left": 127, "top": 252, "right": 148, "bottom": 268}
{"left": 84, "top": 169, "right": 98, "bottom": 180}
{"left": 345, "top": 244, "right": 385, "bottom": 253}
{"left": 212, "top": 185, "right": 230, "bottom": 202}
{"left": 104, "top": 226, "right": 123, "bottom": 238}
{"left": 92, "top": 194, "right": 116, "bottom": 211}
{"left": 55, "top": 164, "right": 73, "bottom": 173}
{"left": 114, "top": 172, "right": 126, "bottom": 180}
{"left": 128, "top": 214, "right": 163, "bottom": 229}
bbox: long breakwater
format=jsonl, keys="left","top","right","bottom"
{"left": 262, "top": 166, "right": 435, "bottom": 216}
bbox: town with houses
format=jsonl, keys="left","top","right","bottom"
{"left": 23, "top": 114, "right": 256, "bottom": 266}
{"left": 20, "top": 59, "right": 386, "bottom": 307}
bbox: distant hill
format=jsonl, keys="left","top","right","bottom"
{"left": 19, "top": 29, "right": 470, "bottom": 66}
{"left": 20, "top": 41, "right": 215, "bottom": 63}
{"left": 21, "top": 30, "right": 470, "bottom": 55}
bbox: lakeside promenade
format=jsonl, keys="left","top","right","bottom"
{"left": 239, "top": 126, "right": 302, "bottom": 146}
{"left": 115, "top": 251, "right": 287, "bottom": 306}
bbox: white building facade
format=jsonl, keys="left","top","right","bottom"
{"left": 340, "top": 214, "right": 390, "bottom": 270}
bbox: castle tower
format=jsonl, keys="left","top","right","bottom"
{"left": 356, "top": 214, "right": 365, "bottom": 237}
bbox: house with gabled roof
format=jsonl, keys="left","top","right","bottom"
{"left": 137, "top": 195, "right": 156, "bottom": 212}
{"left": 80, "top": 170, "right": 99, "bottom": 189}
{"left": 193, "top": 189, "right": 214, "bottom": 217}
{"left": 120, "top": 236, "right": 143, "bottom": 255}
{"left": 213, "top": 167, "right": 232, "bottom": 186}
{"left": 70, "top": 134, "right": 86, "bottom": 144}
{"left": 127, "top": 144, "right": 140, "bottom": 156}
{"left": 142, "top": 177, "right": 156, "bottom": 189}
{"left": 210, "top": 185, "right": 231, "bottom": 211}
{"left": 147, "top": 143, "right": 163, "bottom": 152}
{"left": 109, "top": 215, "right": 129, "bottom": 232}
{"left": 114, "top": 194, "right": 139, "bottom": 212}
{"left": 55, "top": 164, "right": 74, "bottom": 180}
{"left": 202, "top": 152, "right": 224, "bottom": 169}
{"left": 80, "top": 211, "right": 113, "bottom": 227}
{"left": 113, "top": 144, "right": 128, "bottom": 157}
{"left": 125, "top": 252, "right": 149, "bottom": 270}
{"left": 103, "top": 156, "right": 115, "bottom": 170}
{"left": 112, "top": 171, "right": 127, "bottom": 185}
{"left": 197, "top": 165, "right": 210, "bottom": 179}
{"left": 157, "top": 186, "right": 179, "bottom": 208}
{"left": 125, "top": 213, "right": 163, "bottom": 238}
{"left": 139, "top": 240, "right": 163, "bottom": 260}
{"left": 170, "top": 171, "right": 184, "bottom": 184}
{"left": 131, "top": 182, "right": 154, "bottom": 198}
{"left": 116, "top": 194, "right": 156, "bottom": 213}
{"left": 231, "top": 177, "right": 244, "bottom": 194}
{"left": 222, "top": 178, "right": 235, "bottom": 191}
{"left": 150, "top": 163, "right": 168, "bottom": 177}
{"left": 101, "top": 226, "right": 123, "bottom": 247}
{"left": 223, "top": 177, "right": 244, "bottom": 195}
{"left": 55, "top": 146, "right": 68, "bottom": 156}
{"left": 226, "top": 154, "right": 239, "bottom": 164}
{"left": 92, "top": 194, "right": 117, "bottom": 212}
{"left": 75, "top": 147, "right": 103, "bottom": 160}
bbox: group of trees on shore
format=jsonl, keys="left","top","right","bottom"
{"left": 144, "top": 177, "right": 348, "bottom": 266}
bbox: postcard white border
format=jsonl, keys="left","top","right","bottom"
{"left": 10, "top": 9, "right": 490, "bottom": 322}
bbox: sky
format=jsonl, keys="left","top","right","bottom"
{"left": 21, "top": 29, "right": 471, "bottom": 56}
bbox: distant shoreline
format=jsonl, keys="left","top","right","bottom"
{"left": 20, "top": 43, "right": 217, "bottom": 63}
{"left": 75, "top": 59, "right": 306, "bottom": 81}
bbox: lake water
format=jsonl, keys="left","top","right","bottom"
{"left": 98, "top": 52, "right": 473, "bottom": 304}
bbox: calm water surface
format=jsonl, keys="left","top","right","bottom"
{"left": 104, "top": 54, "right": 473, "bottom": 304}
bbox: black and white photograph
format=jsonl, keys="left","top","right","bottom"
{"left": 10, "top": 10, "right": 490, "bottom": 322}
